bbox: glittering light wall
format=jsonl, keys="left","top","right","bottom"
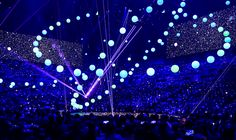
{"left": 166, "top": 6, "right": 236, "bottom": 58}
{"left": 0, "top": 30, "right": 83, "bottom": 66}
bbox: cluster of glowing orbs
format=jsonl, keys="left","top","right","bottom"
{"left": 99, "top": 52, "right": 106, "bottom": 59}
{"left": 157, "top": 0, "right": 164, "bottom": 6}
{"left": 74, "top": 69, "right": 82, "bottom": 76}
{"left": 146, "top": 6, "right": 153, "bottom": 13}
{"left": 119, "top": 27, "right": 126, "bottom": 34}
{"left": 9, "top": 82, "right": 15, "bottom": 88}
{"left": 131, "top": 16, "right": 139, "bottom": 23}
{"left": 223, "top": 43, "right": 231, "bottom": 49}
{"left": 89, "top": 65, "right": 96, "bottom": 71}
{"left": 119, "top": 70, "right": 128, "bottom": 78}
{"left": 96, "top": 69, "right": 104, "bottom": 77}
{"left": 191, "top": 61, "right": 200, "bottom": 69}
{"left": 108, "top": 40, "right": 115, "bottom": 47}
{"left": 146, "top": 68, "right": 155, "bottom": 76}
{"left": 44, "top": 59, "right": 52, "bottom": 66}
{"left": 207, "top": 56, "right": 215, "bottom": 63}
{"left": 73, "top": 93, "right": 79, "bottom": 98}
{"left": 56, "top": 65, "right": 64, "bottom": 73}
{"left": 171, "top": 65, "right": 179, "bottom": 73}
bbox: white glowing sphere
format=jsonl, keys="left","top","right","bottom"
{"left": 108, "top": 40, "right": 115, "bottom": 47}
{"left": 74, "top": 69, "right": 81, "bottom": 77}
{"left": 44, "top": 59, "right": 52, "bottom": 66}
{"left": 85, "top": 102, "right": 90, "bottom": 107}
{"left": 119, "top": 27, "right": 126, "bottom": 34}
{"left": 36, "top": 51, "right": 42, "bottom": 58}
{"left": 82, "top": 75, "right": 88, "bottom": 81}
{"left": 191, "top": 61, "right": 200, "bottom": 69}
{"left": 119, "top": 70, "right": 128, "bottom": 78}
{"left": 131, "top": 16, "right": 139, "bottom": 23}
{"left": 99, "top": 52, "right": 106, "bottom": 59}
{"left": 96, "top": 69, "right": 104, "bottom": 77}
{"left": 207, "top": 56, "right": 215, "bottom": 63}
{"left": 24, "top": 82, "right": 29, "bottom": 86}
{"left": 71, "top": 98, "right": 76, "bottom": 103}
{"left": 112, "top": 84, "right": 116, "bottom": 89}
{"left": 56, "top": 65, "right": 64, "bottom": 73}
{"left": 97, "top": 95, "right": 102, "bottom": 100}
{"left": 171, "top": 65, "right": 179, "bottom": 73}
{"left": 120, "top": 78, "right": 124, "bottom": 83}
{"left": 89, "top": 65, "right": 96, "bottom": 71}
{"left": 73, "top": 93, "right": 79, "bottom": 98}
{"left": 147, "top": 68, "right": 155, "bottom": 76}
{"left": 217, "top": 49, "right": 225, "bottom": 57}
{"left": 33, "top": 47, "right": 39, "bottom": 53}
{"left": 91, "top": 99, "right": 95, "bottom": 103}
{"left": 105, "top": 90, "right": 109, "bottom": 95}
{"left": 77, "top": 85, "right": 83, "bottom": 91}
{"left": 36, "top": 35, "right": 42, "bottom": 41}
{"left": 135, "top": 63, "right": 140, "bottom": 68}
